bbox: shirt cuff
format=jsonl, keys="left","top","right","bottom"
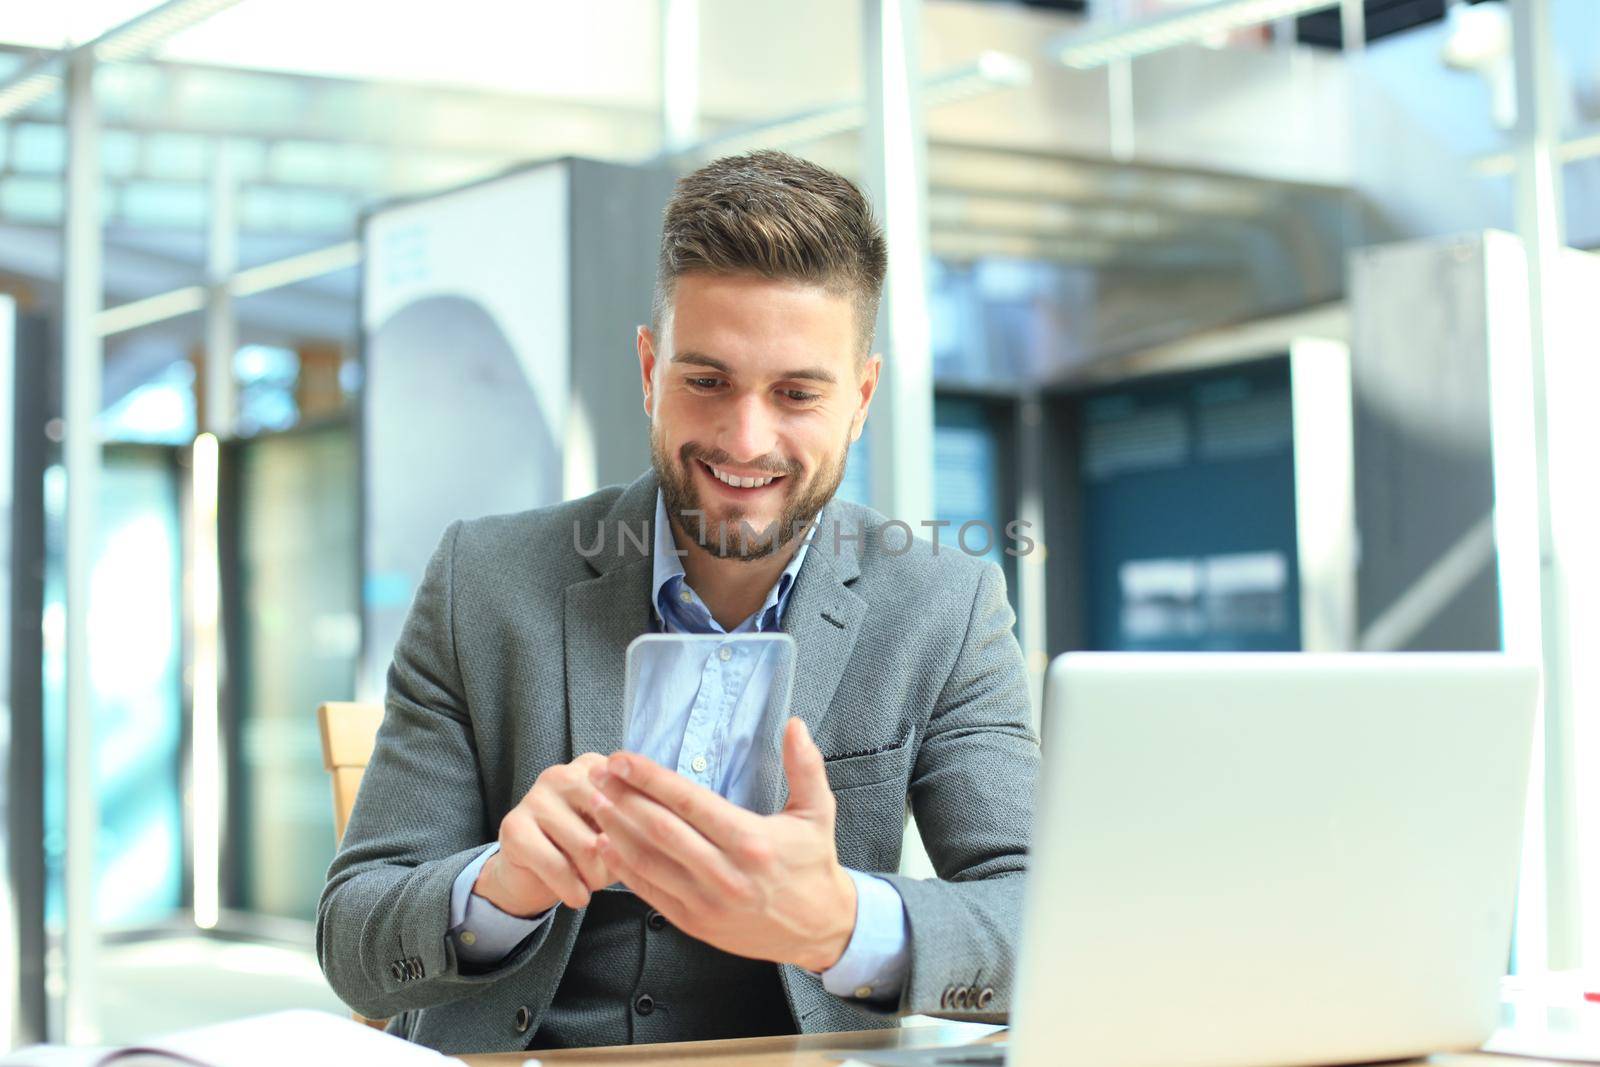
{"left": 448, "top": 843, "right": 555, "bottom": 967}
{"left": 815, "top": 868, "right": 911, "bottom": 1003}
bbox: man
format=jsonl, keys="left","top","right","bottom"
{"left": 317, "top": 151, "right": 1040, "bottom": 1055}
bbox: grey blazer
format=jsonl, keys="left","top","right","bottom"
{"left": 317, "top": 469, "right": 1040, "bottom": 1055}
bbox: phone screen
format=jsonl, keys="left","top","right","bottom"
{"left": 622, "top": 632, "right": 797, "bottom": 816}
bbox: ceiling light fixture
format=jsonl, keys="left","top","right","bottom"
{"left": 0, "top": 0, "right": 246, "bottom": 121}
{"left": 1053, "top": 0, "right": 1339, "bottom": 71}
{"left": 92, "top": 0, "right": 247, "bottom": 62}
{"left": 0, "top": 69, "right": 62, "bottom": 120}
{"left": 673, "top": 50, "right": 1032, "bottom": 159}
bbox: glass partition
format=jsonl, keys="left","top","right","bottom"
{"left": 222, "top": 421, "right": 357, "bottom": 922}
{"left": 42, "top": 445, "right": 186, "bottom": 931}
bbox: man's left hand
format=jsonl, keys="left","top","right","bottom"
{"left": 586, "top": 716, "right": 857, "bottom": 973}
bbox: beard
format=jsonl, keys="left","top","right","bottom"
{"left": 650, "top": 424, "right": 851, "bottom": 562}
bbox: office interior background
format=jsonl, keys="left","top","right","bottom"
{"left": 0, "top": 0, "right": 1597, "bottom": 1051}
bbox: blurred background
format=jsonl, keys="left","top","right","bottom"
{"left": 0, "top": 0, "right": 1597, "bottom": 1051}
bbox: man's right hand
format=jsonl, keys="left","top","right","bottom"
{"left": 474, "top": 752, "right": 616, "bottom": 916}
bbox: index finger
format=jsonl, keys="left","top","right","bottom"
{"left": 598, "top": 751, "right": 759, "bottom": 850}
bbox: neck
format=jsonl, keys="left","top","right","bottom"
{"left": 670, "top": 514, "right": 804, "bottom": 631}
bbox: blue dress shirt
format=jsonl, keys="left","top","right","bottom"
{"left": 446, "top": 492, "right": 911, "bottom": 1003}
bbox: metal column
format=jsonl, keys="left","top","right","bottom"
{"left": 6, "top": 300, "right": 50, "bottom": 1047}
{"left": 862, "top": 0, "right": 936, "bottom": 881}
{"left": 1339, "top": 0, "right": 1366, "bottom": 53}
{"left": 1105, "top": 0, "right": 1135, "bottom": 161}
{"left": 204, "top": 143, "right": 237, "bottom": 437}
{"left": 1507, "top": 0, "right": 1579, "bottom": 972}
{"left": 1014, "top": 399, "right": 1049, "bottom": 731}
{"left": 191, "top": 140, "right": 236, "bottom": 932}
{"left": 659, "top": 0, "right": 700, "bottom": 155}
{"left": 861, "top": 0, "right": 934, "bottom": 530}
{"left": 61, "top": 49, "right": 102, "bottom": 1045}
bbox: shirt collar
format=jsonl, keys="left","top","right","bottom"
{"left": 651, "top": 490, "right": 813, "bottom": 633}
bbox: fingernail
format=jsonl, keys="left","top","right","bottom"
{"left": 589, "top": 767, "right": 609, "bottom": 788}
{"left": 612, "top": 759, "right": 630, "bottom": 780}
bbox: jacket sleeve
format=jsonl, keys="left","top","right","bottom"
{"left": 315, "top": 521, "right": 559, "bottom": 1019}
{"left": 879, "top": 560, "right": 1040, "bottom": 1023}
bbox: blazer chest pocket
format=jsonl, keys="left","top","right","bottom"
{"left": 822, "top": 729, "right": 914, "bottom": 793}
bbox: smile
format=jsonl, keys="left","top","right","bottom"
{"left": 700, "top": 460, "right": 785, "bottom": 490}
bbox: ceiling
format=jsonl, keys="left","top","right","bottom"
{"left": 6, "top": 0, "right": 1588, "bottom": 383}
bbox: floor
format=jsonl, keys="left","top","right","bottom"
{"left": 92, "top": 935, "right": 347, "bottom": 1045}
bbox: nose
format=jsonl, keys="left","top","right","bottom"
{"left": 716, "top": 390, "right": 778, "bottom": 466}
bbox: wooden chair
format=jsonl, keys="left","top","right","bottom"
{"left": 317, "top": 701, "right": 385, "bottom": 845}
{"left": 316, "top": 700, "right": 389, "bottom": 1030}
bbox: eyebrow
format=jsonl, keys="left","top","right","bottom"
{"left": 672, "top": 350, "right": 839, "bottom": 386}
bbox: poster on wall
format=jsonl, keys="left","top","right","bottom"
{"left": 360, "top": 164, "right": 570, "bottom": 701}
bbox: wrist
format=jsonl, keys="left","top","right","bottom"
{"left": 474, "top": 852, "right": 558, "bottom": 918}
{"left": 798, "top": 865, "right": 858, "bottom": 973}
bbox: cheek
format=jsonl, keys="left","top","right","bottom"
{"left": 656, "top": 390, "right": 707, "bottom": 428}
{"left": 667, "top": 389, "right": 722, "bottom": 421}
{"left": 787, "top": 427, "right": 845, "bottom": 477}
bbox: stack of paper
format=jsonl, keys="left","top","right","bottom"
{"left": 3, "top": 1010, "right": 463, "bottom": 1067}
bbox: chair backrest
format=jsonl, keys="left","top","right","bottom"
{"left": 317, "top": 701, "right": 385, "bottom": 844}
{"left": 316, "top": 700, "right": 392, "bottom": 1030}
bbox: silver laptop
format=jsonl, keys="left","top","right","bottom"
{"left": 847, "top": 652, "right": 1539, "bottom": 1067}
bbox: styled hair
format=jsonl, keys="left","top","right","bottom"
{"left": 651, "top": 150, "right": 888, "bottom": 358}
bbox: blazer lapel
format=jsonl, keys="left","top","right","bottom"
{"left": 564, "top": 560, "right": 653, "bottom": 759}
{"left": 763, "top": 502, "right": 867, "bottom": 812}
{"left": 564, "top": 471, "right": 659, "bottom": 761}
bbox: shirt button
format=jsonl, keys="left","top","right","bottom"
{"left": 459, "top": 930, "right": 477, "bottom": 946}
{"left": 634, "top": 993, "right": 655, "bottom": 1016}
{"left": 690, "top": 755, "right": 708, "bottom": 773}
{"left": 646, "top": 909, "right": 667, "bottom": 931}
{"left": 679, "top": 589, "right": 693, "bottom": 603}
{"left": 514, "top": 1005, "right": 532, "bottom": 1033}
{"left": 854, "top": 985, "right": 874, "bottom": 999}
{"left": 717, "top": 646, "right": 732, "bottom": 661}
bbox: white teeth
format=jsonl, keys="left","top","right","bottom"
{"left": 710, "top": 466, "right": 776, "bottom": 489}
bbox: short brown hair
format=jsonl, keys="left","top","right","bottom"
{"left": 652, "top": 150, "right": 888, "bottom": 358}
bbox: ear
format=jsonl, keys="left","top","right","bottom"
{"left": 638, "top": 325, "right": 658, "bottom": 417}
{"left": 850, "top": 354, "right": 882, "bottom": 443}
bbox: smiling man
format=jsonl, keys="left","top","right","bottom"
{"left": 318, "top": 151, "right": 1040, "bottom": 1055}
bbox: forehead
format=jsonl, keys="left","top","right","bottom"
{"left": 668, "top": 272, "right": 858, "bottom": 373}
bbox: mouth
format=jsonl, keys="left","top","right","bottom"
{"left": 695, "top": 458, "right": 788, "bottom": 497}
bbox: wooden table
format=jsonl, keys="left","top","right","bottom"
{"left": 461, "top": 1022, "right": 1005, "bottom": 1066}
{"left": 459, "top": 1028, "right": 1572, "bottom": 1067}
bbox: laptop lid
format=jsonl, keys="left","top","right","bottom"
{"left": 1009, "top": 653, "right": 1538, "bottom": 1067}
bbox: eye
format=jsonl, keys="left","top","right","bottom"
{"left": 686, "top": 376, "right": 723, "bottom": 391}
{"left": 780, "top": 388, "right": 820, "bottom": 403}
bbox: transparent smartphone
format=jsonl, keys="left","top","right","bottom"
{"left": 622, "top": 632, "right": 797, "bottom": 816}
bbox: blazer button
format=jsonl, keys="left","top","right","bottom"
{"left": 634, "top": 994, "right": 655, "bottom": 1016}
{"left": 977, "top": 987, "right": 995, "bottom": 1009}
{"left": 646, "top": 910, "right": 667, "bottom": 931}
{"left": 940, "top": 985, "right": 953, "bottom": 1009}
{"left": 954, "top": 986, "right": 971, "bottom": 1009}
{"left": 389, "top": 961, "right": 406, "bottom": 982}
{"left": 514, "top": 1005, "right": 531, "bottom": 1033}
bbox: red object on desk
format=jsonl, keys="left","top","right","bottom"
{"left": 1585, "top": 991, "right": 1600, "bottom": 1003}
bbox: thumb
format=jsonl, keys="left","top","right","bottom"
{"left": 780, "top": 717, "right": 832, "bottom": 818}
